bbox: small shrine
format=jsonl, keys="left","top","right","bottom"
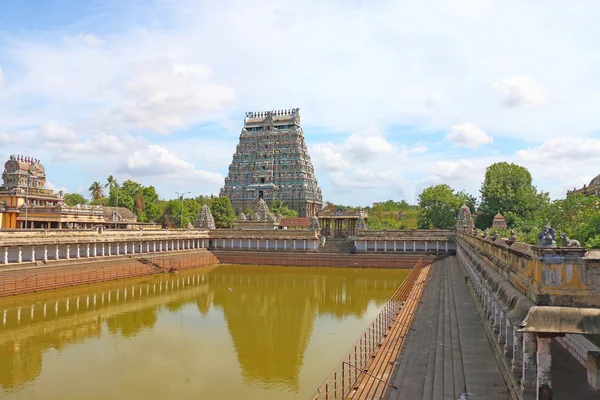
{"left": 456, "top": 204, "right": 474, "bottom": 233}
{"left": 492, "top": 211, "right": 507, "bottom": 230}
{"left": 195, "top": 204, "right": 216, "bottom": 230}
{"left": 233, "top": 199, "right": 280, "bottom": 230}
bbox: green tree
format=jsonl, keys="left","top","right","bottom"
{"left": 106, "top": 175, "right": 118, "bottom": 190}
{"left": 88, "top": 181, "right": 105, "bottom": 200}
{"left": 270, "top": 199, "right": 298, "bottom": 217}
{"left": 108, "top": 187, "right": 134, "bottom": 212}
{"left": 477, "top": 162, "right": 549, "bottom": 228}
{"left": 64, "top": 193, "right": 88, "bottom": 206}
{"left": 210, "top": 196, "right": 235, "bottom": 228}
{"left": 417, "top": 184, "right": 471, "bottom": 229}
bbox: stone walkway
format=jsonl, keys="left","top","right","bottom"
{"left": 384, "top": 256, "right": 510, "bottom": 399}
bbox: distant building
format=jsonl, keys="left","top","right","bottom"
{"left": 567, "top": 174, "right": 600, "bottom": 197}
{"left": 0, "top": 155, "right": 140, "bottom": 229}
{"left": 220, "top": 109, "right": 323, "bottom": 217}
{"left": 456, "top": 204, "right": 474, "bottom": 232}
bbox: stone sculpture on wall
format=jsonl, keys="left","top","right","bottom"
{"left": 537, "top": 222, "right": 556, "bottom": 248}
{"left": 560, "top": 233, "right": 581, "bottom": 247}
{"left": 195, "top": 204, "right": 216, "bottom": 230}
{"left": 309, "top": 216, "right": 320, "bottom": 231}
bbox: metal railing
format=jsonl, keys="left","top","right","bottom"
{"left": 311, "top": 258, "right": 423, "bottom": 400}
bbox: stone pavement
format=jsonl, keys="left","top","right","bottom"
{"left": 384, "top": 256, "right": 510, "bottom": 399}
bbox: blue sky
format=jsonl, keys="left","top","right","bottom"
{"left": 1, "top": 0, "right": 600, "bottom": 206}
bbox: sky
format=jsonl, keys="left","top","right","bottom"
{"left": 1, "top": 0, "right": 600, "bottom": 206}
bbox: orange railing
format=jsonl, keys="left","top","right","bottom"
{"left": 311, "top": 258, "right": 423, "bottom": 400}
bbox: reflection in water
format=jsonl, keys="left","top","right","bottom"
{"left": 0, "top": 265, "right": 408, "bottom": 399}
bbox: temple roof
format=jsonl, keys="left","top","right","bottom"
{"left": 279, "top": 217, "right": 311, "bottom": 228}
{"left": 590, "top": 174, "right": 600, "bottom": 187}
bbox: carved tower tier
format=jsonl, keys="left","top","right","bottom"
{"left": 220, "top": 109, "right": 323, "bottom": 217}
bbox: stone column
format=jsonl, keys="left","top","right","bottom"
{"left": 247, "top": 239, "right": 251, "bottom": 249}
{"left": 31, "top": 246, "right": 36, "bottom": 262}
{"left": 504, "top": 317, "right": 513, "bottom": 356}
{"left": 425, "top": 240, "right": 428, "bottom": 251}
{"left": 445, "top": 241, "right": 448, "bottom": 252}
{"left": 256, "top": 239, "right": 260, "bottom": 250}
{"left": 4, "top": 247, "right": 8, "bottom": 264}
{"left": 284, "top": 240, "right": 287, "bottom": 250}
{"left": 522, "top": 332, "right": 537, "bottom": 394}
{"left": 147, "top": 242, "right": 150, "bottom": 253}
{"left": 304, "top": 240, "right": 307, "bottom": 250}
{"left": 66, "top": 245, "right": 70, "bottom": 259}
{"left": 393, "top": 241, "right": 397, "bottom": 251}
{"left": 536, "top": 334, "right": 553, "bottom": 399}
{"left": 497, "top": 310, "right": 505, "bottom": 344}
{"left": 86, "top": 244, "right": 90, "bottom": 258}
{"left": 384, "top": 241, "right": 387, "bottom": 252}
{"left": 153, "top": 242, "right": 156, "bottom": 252}
{"left": 108, "top": 244, "right": 112, "bottom": 256}
{"left": 44, "top": 245, "right": 48, "bottom": 262}
{"left": 364, "top": 240, "right": 367, "bottom": 251}
{"left": 266, "top": 239, "right": 269, "bottom": 249}
{"left": 76, "top": 244, "right": 80, "bottom": 258}
{"left": 404, "top": 241, "right": 406, "bottom": 251}
{"left": 413, "top": 241, "right": 416, "bottom": 251}
{"left": 586, "top": 351, "right": 600, "bottom": 390}
{"left": 436, "top": 240, "right": 439, "bottom": 252}
{"left": 131, "top": 242, "right": 135, "bottom": 255}
{"left": 512, "top": 328, "right": 523, "bottom": 373}
{"left": 93, "top": 243, "right": 97, "bottom": 257}
{"left": 177, "top": 240, "right": 180, "bottom": 250}
{"left": 275, "top": 239, "right": 278, "bottom": 250}
{"left": 293, "top": 239, "right": 296, "bottom": 250}
{"left": 116, "top": 243, "right": 120, "bottom": 256}
{"left": 56, "top": 245, "right": 60, "bottom": 260}
{"left": 18, "top": 246, "right": 23, "bottom": 263}
{"left": 124, "top": 243, "right": 128, "bottom": 255}
{"left": 374, "top": 240, "right": 378, "bottom": 251}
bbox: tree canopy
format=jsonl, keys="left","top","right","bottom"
{"left": 64, "top": 193, "right": 87, "bottom": 206}
{"left": 477, "top": 162, "right": 548, "bottom": 228}
{"left": 417, "top": 184, "right": 473, "bottom": 229}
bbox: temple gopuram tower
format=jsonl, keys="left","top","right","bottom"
{"left": 220, "top": 109, "right": 323, "bottom": 217}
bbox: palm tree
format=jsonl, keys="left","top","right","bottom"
{"left": 106, "top": 175, "right": 118, "bottom": 189}
{"left": 88, "top": 181, "right": 106, "bottom": 200}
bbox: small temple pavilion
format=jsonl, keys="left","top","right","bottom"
{"left": 317, "top": 208, "right": 368, "bottom": 238}
{"left": 456, "top": 204, "right": 475, "bottom": 233}
{"left": 0, "top": 155, "right": 138, "bottom": 229}
{"left": 492, "top": 211, "right": 507, "bottom": 229}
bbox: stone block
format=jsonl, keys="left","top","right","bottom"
{"left": 587, "top": 351, "right": 600, "bottom": 390}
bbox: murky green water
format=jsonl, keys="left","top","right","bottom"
{"left": 0, "top": 264, "right": 408, "bottom": 399}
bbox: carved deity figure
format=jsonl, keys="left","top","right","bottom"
{"left": 537, "top": 222, "right": 556, "bottom": 248}
{"left": 509, "top": 229, "right": 517, "bottom": 242}
{"left": 560, "top": 233, "right": 581, "bottom": 247}
{"left": 309, "top": 216, "right": 320, "bottom": 231}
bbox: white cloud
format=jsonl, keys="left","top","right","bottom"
{"left": 0, "top": 132, "right": 22, "bottom": 145}
{"left": 425, "top": 91, "right": 442, "bottom": 107}
{"left": 78, "top": 33, "right": 105, "bottom": 47}
{"left": 408, "top": 145, "right": 428, "bottom": 154}
{"left": 310, "top": 143, "right": 350, "bottom": 172}
{"left": 516, "top": 138, "right": 600, "bottom": 164}
{"left": 344, "top": 127, "right": 392, "bottom": 163}
{"left": 493, "top": 75, "right": 547, "bottom": 108}
{"left": 447, "top": 123, "right": 493, "bottom": 149}
{"left": 428, "top": 160, "right": 482, "bottom": 182}
{"left": 115, "top": 60, "right": 236, "bottom": 133}
{"left": 122, "top": 145, "right": 223, "bottom": 185}
{"left": 39, "top": 122, "right": 77, "bottom": 142}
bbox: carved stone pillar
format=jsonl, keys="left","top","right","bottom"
{"left": 521, "top": 332, "right": 537, "bottom": 394}
{"left": 3, "top": 247, "right": 8, "bottom": 264}
{"left": 44, "top": 245, "right": 48, "bottom": 262}
{"left": 18, "top": 246, "right": 23, "bottom": 263}
{"left": 66, "top": 245, "right": 70, "bottom": 259}
{"left": 31, "top": 246, "right": 35, "bottom": 262}
{"left": 504, "top": 317, "right": 512, "bottom": 356}
{"left": 536, "top": 334, "right": 553, "bottom": 399}
{"left": 76, "top": 244, "right": 80, "bottom": 258}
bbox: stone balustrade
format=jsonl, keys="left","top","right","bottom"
{"left": 209, "top": 229, "right": 319, "bottom": 251}
{"left": 353, "top": 229, "right": 456, "bottom": 253}
{"left": 0, "top": 230, "right": 211, "bottom": 265}
{"left": 457, "top": 234, "right": 600, "bottom": 398}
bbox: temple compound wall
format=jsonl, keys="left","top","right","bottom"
{"left": 220, "top": 109, "right": 323, "bottom": 217}
{"left": 455, "top": 229, "right": 600, "bottom": 398}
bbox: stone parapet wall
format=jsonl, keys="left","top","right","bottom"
{"left": 457, "top": 232, "right": 600, "bottom": 307}
{"left": 209, "top": 229, "right": 317, "bottom": 240}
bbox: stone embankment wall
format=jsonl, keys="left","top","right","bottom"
{"left": 0, "top": 250, "right": 220, "bottom": 297}
{"left": 212, "top": 250, "right": 429, "bottom": 269}
{"left": 208, "top": 229, "right": 319, "bottom": 251}
{"left": 353, "top": 229, "right": 456, "bottom": 254}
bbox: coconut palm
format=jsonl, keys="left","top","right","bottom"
{"left": 88, "top": 181, "right": 106, "bottom": 200}
{"left": 106, "top": 175, "right": 118, "bottom": 189}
